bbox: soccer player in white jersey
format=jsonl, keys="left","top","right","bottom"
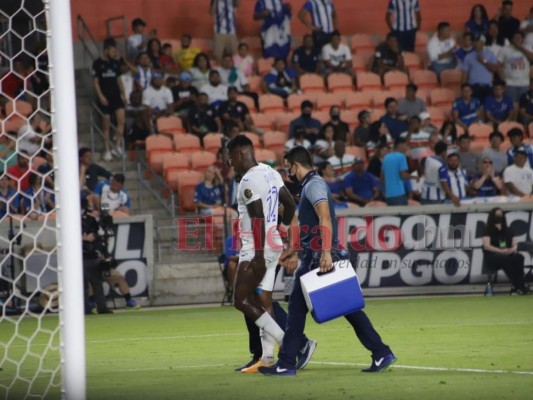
{"left": 226, "top": 135, "right": 297, "bottom": 372}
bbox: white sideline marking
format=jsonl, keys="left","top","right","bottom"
{"left": 311, "top": 361, "right": 533, "bottom": 376}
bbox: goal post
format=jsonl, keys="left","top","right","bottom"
{"left": 47, "top": 0, "right": 87, "bottom": 399}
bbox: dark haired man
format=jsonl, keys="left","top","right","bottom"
{"left": 420, "top": 141, "right": 460, "bottom": 206}
{"left": 259, "top": 145, "right": 395, "bottom": 376}
{"left": 371, "top": 32, "right": 406, "bottom": 77}
{"left": 427, "top": 22, "right": 457, "bottom": 76}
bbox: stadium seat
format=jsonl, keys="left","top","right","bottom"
{"left": 247, "top": 76, "right": 263, "bottom": 93}
{"left": 163, "top": 153, "right": 190, "bottom": 181}
{"left": 356, "top": 72, "right": 382, "bottom": 92}
{"left": 190, "top": 151, "right": 216, "bottom": 173}
{"left": 403, "top": 52, "right": 422, "bottom": 73}
{"left": 175, "top": 170, "right": 203, "bottom": 213}
{"left": 191, "top": 38, "right": 212, "bottom": 54}
{"left": 157, "top": 116, "right": 184, "bottom": 135}
{"left": 440, "top": 69, "right": 462, "bottom": 95}
{"left": 350, "top": 34, "right": 376, "bottom": 54}
{"left": 412, "top": 70, "right": 438, "bottom": 90}
{"left": 5, "top": 100, "right": 33, "bottom": 117}
{"left": 300, "top": 73, "right": 326, "bottom": 93}
{"left": 415, "top": 32, "right": 430, "bottom": 53}
{"left": 250, "top": 112, "right": 275, "bottom": 130}
{"left": 241, "top": 36, "right": 262, "bottom": 57}
{"left": 327, "top": 73, "right": 354, "bottom": 93}
{"left": 366, "top": 201, "right": 387, "bottom": 207}
{"left": 430, "top": 88, "right": 455, "bottom": 109}
{"left": 203, "top": 133, "right": 224, "bottom": 154}
{"left": 340, "top": 110, "right": 359, "bottom": 131}
{"left": 174, "top": 133, "right": 202, "bottom": 153}
{"left": 257, "top": 57, "right": 274, "bottom": 76}
{"left": 313, "top": 111, "right": 330, "bottom": 125}
{"left": 244, "top": 132, "right": 262, "bottom": 148}
{"left": 498, "top": 121, "right": 525, "bottom": 136}
{"left": 470, "top": 141, "right": 489, "bottom": 153}
{"left": 468, "top": 123, "right": 493, "bottom": 140}
{"left": 255, "top": 149, "right": 277, "bottom": 165}
{"left": 372, "top": 91, "right": 398, "bottom": 108}
{"left": 426, "top": 107, "right": 445, "bottom": 128}
{"left": 263, "top": 130, "right": 287, "bottom": 152}
{"left": 275, "top": 112, "right": 299, "bottom": 132}
{"left": 344, "top": 91, "right": 374, "bottom": 111}
{"left": 317, "top": 93, "right": 345, "bottom": 111}
{"left": 345, "top": 145, "right": 367, "bottom": 162}
{"left": 351, "top": 54, "right": 368, "bottom": 73}
{"left": 383, "top": 71, "right": 409, "bottom": 91}
{"left": 287, "top": 93, "right": 317, "bottom": 112}
{"left": 237, "top": 95, "right": 257, "bottom": 113}
{"left": 259, "top": 94, "right": 285, "bottom": 113}
{"left": 146, "top": 135, "right": 173, "bottom": 174}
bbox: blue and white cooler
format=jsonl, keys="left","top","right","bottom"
{"left": 301, "top": 259, "right": 365, "bottom": 324}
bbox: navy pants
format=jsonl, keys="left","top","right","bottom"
{"left": 278, "top": 251, "right": 391, "bottom": 369}
{"left": 394, "top": 29, "right": 417, "bottom": 52}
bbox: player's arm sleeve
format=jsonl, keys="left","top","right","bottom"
{"left": 240, "top": 179, "right": 261, "bottom": 205}
{"left": 438, "top": 165, "right": 449, "bottom": 182}
{"left": 306, "top": 179, "right": 329, "bottom": 207}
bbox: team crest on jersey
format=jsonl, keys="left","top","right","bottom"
{"left": 244, "top": 189, "right": 253, "bottom": 199}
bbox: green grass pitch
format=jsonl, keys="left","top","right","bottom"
{"left": 1, "top": 295, "right": 532, "bottom": 400}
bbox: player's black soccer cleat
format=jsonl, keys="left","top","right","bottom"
{"left": 234, "top": 357, "right": 260, "bottom": 372}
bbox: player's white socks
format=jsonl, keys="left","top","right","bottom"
{"left": 255, "top": 312, "right": 284, "bottom": 344}
{"left": 260, "top": 328, "right": 276, "bottom": 364}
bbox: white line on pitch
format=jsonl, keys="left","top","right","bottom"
{"left": 311, "top": 361, "right": 533, "bottom": 376}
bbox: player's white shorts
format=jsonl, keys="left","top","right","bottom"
{"left": 239, "top": 248, "right": 283, "bottom": 292}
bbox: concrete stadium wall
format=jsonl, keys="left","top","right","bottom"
{"left": 71, "top": 0, "right": 532, "bottom": 42}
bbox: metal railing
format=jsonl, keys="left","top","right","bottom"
{"left": 76, "top": 15, "right": 100, "bottom": 73}
{"left": 136, "top": 159, "right": 176, "bottom": 219}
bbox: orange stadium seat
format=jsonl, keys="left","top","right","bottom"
{"left": 146, "top": 135, "right": 173, "bottom": 174}
{"left": 313, "top": 111, "right": 330, "bottom": 125}
{"left": 2, "top": 115, "right": 26, "bottom": 132}
{"left": 415, "top": 32, "right": 430, "bottom": 53}
{"left": 241, "top": 36, "right": 262, "bottom": 57}
{"left": 340, "top": 110, "right": 359, "bottom": 131}
{"left": 367, "top": 201, "right": 387, "bottom": 207}
{"left": 317, "top": 93, "right": 345, "bottom": 111}
{"left": 191, "top": 38, "right": 212, "bottom": 54}
{"left": 440, "top": 69, "right": 462, "bottom": 94}
{"left": 470, "top": 141, "right": 489, "bottom": 153}
{"left": 350, "top": 34, "right": 376, "bottom": 54}
{"left": 257, "top": 57, "right": 274, "bottom": 76}
{"left": 276, "top": 112, "right": 299, "bottom": 132}
{"left": 203, "top": 133, "right": 224, "bottom": 154}
{"left": 327, "top": 73, "right": 354, "bottom": 93}
{"left": 356, "top": 72, "right": 382, "bottom": 92}
{"left": 426, "top": 107, "right": 445, "bottom": 128}
{"left": 498, "top": 121, "right": 525, "bottom": 136}
{"left": 174, "top": 170, "right": 203, "bottom": 213}
{"left": 247, "top": 76, "right": 263, "bottom": 93}
{"left": 255, "top": 149, "right": 277, "bottom": 165}
{"left": 263, "top": 131, "right": 287, "bottom": 153}
{"left": 529, "top": 122, "right": 533, "bottom": 138}
{"left": 250, "top": 112, "right": 275, "bottom": 130}
{"left": 244, "top": 132, "right": 261, "bottom": 148}
{"left": 468, "top": 123, "right": 493, "bottom": 140}
{"left": 403, "top": 52, "right": 422, "bottom": 73}
{"left": 163, "top": 153, "right": 190, "bottom": 181}
{"left": 237, "top": 95, "right": 257, "bottom": 113}
{"left": 259, "top": 94, "right": 285, "bottom": 113}
{"left": 383, "top": 71, "right": 409, "bottom": 91}
{"left": 300, "top": 73, "right": 326, "bottom": 93}
{"left": 345, "top": 145, "right": 367, "bottom": 162}
{"left": 412, "top": 70, "right": 438, "bottom": 90}
{"left": 287, "top": 93, "right": 317, "bottom": 112}
{"left": 190, "top": 151, "right": 216, "bottom": 173}
{"left": 157, "top": 116, "right": 184, "bottom": 135}
{"left": 430, "top": 88, "right": 455, "bottom": 109}
{"left": 344, "top": 92, "right": 374, "bottom": 111}
{"left": 174, "top": 133, "right": 202, "bottom": 153}
{"left": 372, "top": 91, "right": 399, "bottom": 109}
{"left": 351, "top": 54, "right": 368, "bottom": 73}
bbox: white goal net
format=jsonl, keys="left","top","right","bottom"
{"left": 1, "top": 1, "right": 86, "bottom": 399}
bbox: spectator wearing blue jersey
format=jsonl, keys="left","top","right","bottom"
{"left": 0, "top": 174, "right": 20, "bottom": 218}
{"left": 344, "top": 158, "right": 380, "bottom": 206}
{"left": 381, "top": 137, "right": 414, "bottom": 206}
{"left": 464, "top": 4, "right": 489, "bottom": 37}
{"left": 452, "top": 83, "right": 482, "bottom": 130}
{"left": 386, "top": 0, "right": 421, "bottom": 52}
{"left": 298, "top": 0, "right": 337, "bottom": 49}
{"left": 194, "top": 165, "right": 223, "bottom": 215}
{"left": 380, "top": 97, "right": 408, "bottom": 140}
{"left": 446, "top": 153, "right": 470, "bottom": 200}
{"left": 262, "top": 58, "right": 297, "bottom": 99}
{"left": 484, "top": 81, "right": 516, "bottom": 126}
{"left": 210, "top": 0, "right": 240, "bottom": 62}
{"left": 420, "top": 141, "right": 460, "bottom": 206}
{"left": 461, "top": 34, "right": 500, "bottom": 103}
{"left": 472, "top": 156, "right": 507, "bottom": 197}
{"left": 506, "top": 128, "right": 533, "bottom": 167}
{"left": 254, "top": 0, "right": 292, "bottom": 59}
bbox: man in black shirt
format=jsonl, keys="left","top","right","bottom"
{"left": 292, "top": 35, "right": 320, "bottom": 76}
{"left": 497, "top": 1, "right": 520, "bottom": 41}
{"left": 171, "top": 71, "right": 199, "bottom": 119}
{"left": 371, "top": 33, "right": 406, "bottom": 78}
{"left": 217, "top": 86, "right": 255, "bottom": 133}
{"left": 189, "top": 93, "right": 221, "bottom": 141}
{"left": 322, "top": 105, "right": 350, "bottom": 142}
{"left": 92, "top": 40, "right": 127, "bottom": 161}
{"left": 79, "top": 147, "right": 112, "bottom": 193}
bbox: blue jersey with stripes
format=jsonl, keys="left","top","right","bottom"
{"left": 213, "top": 0, "right": 237, "bottom": 34}
{"left": 421, "top": 156, "right": 448, "bottom": 201}
{"left": 387, "top": 0, "right": 420, "bottom": 31}
{"left": 302, "top": 0, "right": 336, "bottom": 34}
